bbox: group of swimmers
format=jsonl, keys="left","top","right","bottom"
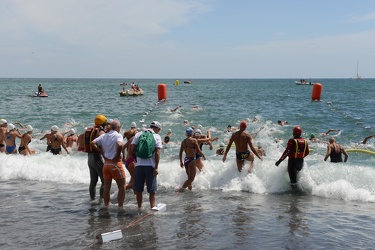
{"left": 0, "top": 119, "right": 78, "bottom": 155}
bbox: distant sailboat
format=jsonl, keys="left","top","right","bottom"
{"left": 353, "top": 61, "right": 363, "bottom": 80}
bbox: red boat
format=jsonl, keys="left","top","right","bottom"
{"left": 33, "top": 91, "right": 48, "bottom": 97}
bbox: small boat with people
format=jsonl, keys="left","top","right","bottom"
{"left": 295, "top": 79, "right": 313, "bottom": 85}
{"left": 119, "top": 82, "right": 144, "bottom": 96}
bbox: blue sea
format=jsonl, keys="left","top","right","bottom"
{"left": 0, "top": 78, "right": 375, "bottom": 249}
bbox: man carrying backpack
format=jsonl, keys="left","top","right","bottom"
{"left": 131, "top": 121, "right": 163, "bottom": 211}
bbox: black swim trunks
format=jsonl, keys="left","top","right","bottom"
{"left": 236, "top": 151, "right": 251, "bottom": 161}
{"left": 51, "top": 147, "right": 61, "bottom": 155}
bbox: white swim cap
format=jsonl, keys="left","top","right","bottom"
{"left": 219, "top": 142, "right": 225, "bottom": 148}
{"left": 26, "top": 125, "right": 33, "bottom": 132}
{"left": 131, "top": 122, "right": 136, "bottom": 128}
{"left": 0, "top": 119, "right": 7, "bottom": 125}
{"left": 69, "top": 129, "right": 75, "bottom": 135}
{"left": 7, "top": 123, "right": 15, "bottom": 131}
{"left": 197, "top": 124, "right": 203, "bottom": 130}
{"left": 257, "top": 142, "right": 262, "bottom": 147}
{"left": 51, "top": 125, "right": 59, "bottom": 132}
{"left": 194, "top": 129, "right": 202, "bottom": 136}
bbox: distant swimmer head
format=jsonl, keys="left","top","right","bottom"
{"left": 51, "top": 125, "right": 59, "bottom": 132}
{"left": 69, "top": 129, "right": 75, "bottom": 135}
{"left": 0, "top": 119, "right": 7, "bottom": 125}
{"left": 257, "top": 142, "right": 262, "bottom": 148}
{"left": 26, "top": 125, "right": 33, "bottom": 132}
{"left": 240, "top": 120, "right": 247, "bottom": 129}
{"left": 94, "top": 114, "right": 107, "bottom": 126}
{"left": 131, "top": 122, "right": 136, "bottom": 128}
{"left": 186, "top": 127, "right": 194, "bottom": 136}
{"left": 197, "top": 124, "right": 203, "bottom": 130}
{"left": 293, "top": 126, "right": 302, "bottom": 137}
{"left": 7, "top": 123, "right": 15, "bottom": 131}
{"left": 310, "top": 133, "right": 315, "bottom": 139}
{"left": 219, "top": 142, "right": 225, "bottom": 148}
{"left": 194, "top": 129, "right": 202, "bottom": 136}
{"left": 183, "top": 120, "right": 189, "bottom": 124}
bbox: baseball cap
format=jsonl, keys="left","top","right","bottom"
{"left": 131, "top": 122, "right": 136, "bottom": 128}
{"left": 51, "top": 125, "right": 59, "bottom": 132}
{"left": 150, "top": 121, "right": 162, "bottom": 130}
{"left": 0, "top": 119, "right": 7, "bottom": 125}
{"left": 26, "top": 125, "right": 33, "bottom": 132}
{"left": 186, "top": 127, "right": 194, "bottom": 135}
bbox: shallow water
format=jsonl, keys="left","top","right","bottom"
{"left": 0, "top": 78, "right": 374, "bottom": 249}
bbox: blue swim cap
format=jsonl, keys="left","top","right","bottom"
{"left": 186, "top": 127, "right": 194, "bottom": 135}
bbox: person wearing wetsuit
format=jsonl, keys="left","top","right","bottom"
{"left": 324, "top": 137, "right": 348, "bottom": 163}
{"left": 178, "top": 127, "right": 206, "bottom": 192}
{"left": 275, "top": 126, "right": 310, "bottom": 190}
{"left": 85, "top": 114, "right": 107, "bottom": 201}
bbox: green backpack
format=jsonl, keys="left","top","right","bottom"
{"left": 136, "top": 131, "right": 155, "bottom": 158}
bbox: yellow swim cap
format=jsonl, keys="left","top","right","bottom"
{"left": 94, "top": 114, "right": 107, "bottom": 126}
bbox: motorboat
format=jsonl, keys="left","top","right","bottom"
{"left": 33, "top": 91, "right": 48, "bottom": 97}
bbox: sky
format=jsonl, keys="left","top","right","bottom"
{"left": 1, "top": 0, "right": 375, "bottom": 79}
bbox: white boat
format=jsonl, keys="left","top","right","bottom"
{"left": 295, "top": 79, "right": 313, "bottom": 85}
{"left": 353, "top": 62, "right": 363, "bottom": 80}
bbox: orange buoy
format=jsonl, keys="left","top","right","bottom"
{"left": 311, "top": 83, "right": 322, "bottom": 101}
{"left": 158, "top": 84, "right": 167, "bottom": 101}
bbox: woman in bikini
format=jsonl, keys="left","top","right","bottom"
{"left": 178, "top": 127, "right": 206, "bottom": 192}
{"left": 122, "top": 129, "right": 138, "bottom": 190}
{"left": 18, "top": 125, "right": 35, "bottom": 156}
